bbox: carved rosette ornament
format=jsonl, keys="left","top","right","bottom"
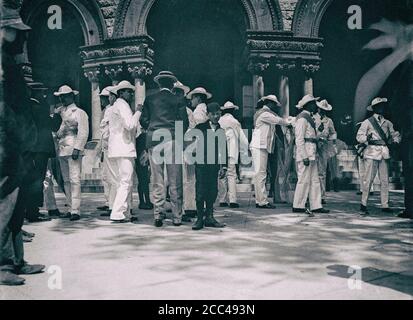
{"left": 247, "top": 58, "right": 270, "bottom": 75}
{"left": 128, "top": 64, "right": 153, "bottom": 80}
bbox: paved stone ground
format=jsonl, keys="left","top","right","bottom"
{"left": 1, "top": 191, "right": 412, "bottom": 300}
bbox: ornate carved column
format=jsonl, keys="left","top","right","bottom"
{"left": 275, "top": 61, "right": 296, "bottom": 117}
{"left": 248, "top": 58, "right": 269, "bottom": 111}
{"left": 302, "top": 63, "right": 320, "bottom": 96}
{"left": 129, "top": 63, "right": 152, "bottom": 110}
{"left": 84, "top": 70, "right": 102, "bottom": 140}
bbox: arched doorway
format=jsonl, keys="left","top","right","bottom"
{"left": 146, "top": 0, "right": 250, "bottom": 112}
{"left": 313, "top": 0, "right": 412, "bottom": 144}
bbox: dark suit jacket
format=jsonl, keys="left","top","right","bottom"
{"left": 30, "top": 98, "right": 56, "bottom": 157}
{"left": 193, "top": 121, "right": 228, "bottom": 167}
{"left": 140, "top": 89, "right": 189, "bottom": 148}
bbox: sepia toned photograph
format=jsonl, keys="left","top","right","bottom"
{"left": 0, "top": 0, "right": 412, "bottom": 303}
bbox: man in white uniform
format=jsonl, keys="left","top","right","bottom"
{"left": 313, "top": 99, "right": 337, "bottom": 204}
{"left": 292, "top": 95, "right": 329, "bottom": 216}
{"left": 356, "top": 97, "right": 401, "bottom": 215}
{"left": 187, "top": 87, "right": 212, "bottom": 125}
{"left": 54, "top": 85, "right": 89, "bottom": 221}
{"left": 173, "top": 81, "right": 197, "bottom": 221}
{"left": 98, "top": 86, "right": 118, "bottom": 217}
{"left": 108, "top": 81, "right": 141, "bottom": 222}
{"left": 250, "top": 95, "right": 291, "bottom": 209}
{"left": 218, "top": 101, "right": 248, "bottom": 208}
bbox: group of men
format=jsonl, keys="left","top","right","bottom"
{"left": 1, "top": 5, "right": 412, "bottom": 288}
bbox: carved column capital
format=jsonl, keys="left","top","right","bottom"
{"left": 301, "top": 62, "right": 320, "bottom": 76}
{"left": 84, "top": 70, "right": 101, "bottom": 83}
{"left": 128, "top": 63, "right": 153, "bottom": 80}
{"left": 247, "top": 58, "right": 270, "bottom": 76}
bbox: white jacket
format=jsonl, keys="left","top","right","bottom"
{"left": 56, "top": 103, "right": 89, "bottom": 157}
{"left": 107, "top": 98, "right": 140, "bottom": 158}
{"left": 219, "top": 113, "right": 249, "bottom": 163}
{"left": 250, "top": 106, "right": 289, "bottom": 152}
{"left": 356, "top": 114, "right": 400, "bottom": 160}
{"left": 294, "top": 110, "right": 317, "bottom": 162}
{"left": 192, "top": 103, "right": 208, "bottom": 125}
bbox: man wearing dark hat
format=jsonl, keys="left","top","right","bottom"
{"left": 192, "top": 102, "right": 227, "bottom": 231}
{"left": 140, "top": 71, "right": 189, "bottom": 227}
{"left": 356, "top": 97, "right": 401, "bottom": 215}
{"left": 187, "top": 87, "right": 212, "bottom": 125}
{"left": 1, "top": 6, "right": 45, "bottom": 286}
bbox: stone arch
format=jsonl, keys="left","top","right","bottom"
{"left": 113, "top": 0, "right": 284, "bottom": 38}
{"left": 292, "top": 0, "right": 333, "bottom": 37}
{"left": 20, "top": 0, "right": 107, "bottom": 45}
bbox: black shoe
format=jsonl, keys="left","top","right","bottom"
{"left": 60, "top": 212, "right": 71, "bottom": 219}
{"left": 130, "top": 216, "right": 139, "bottom": 223}
{"left": 0, "top": 272, "right": 25, "bottom": 286}
{"left": 356, "top": 191, "right": 362, "bottom": 195}
{"left": 159, "top": 212, "right": 167, "bottom": 220}
{"left": 184, "top": 210, "right": 197, "bottom": 218}
{"left": 229, "top": 203, "right": 240, "bottom": 208}
{"left": 100, "top": 211, "right": 111, "bottom": 217}
{"left": 192, "top": 218, "right": 204, "bottom": 230}
{"left": 14, "top": 264, "right": 45, "bottom": 275}
{"left": 382, "top": 208, "right": 394, "bottom": 213}
{"left": 48, "top": 209, "right": 61, "bottom": 217}
{"left": 27, "top": 214, "right": 51, "bottom": 223}
{"left": 97, "top": 205, "right": 109, "bottom": 211}
{"left": 219, "top": 203, "right": 228, "bottom": 207}
{"left": 360, "top": 205, "right": 369, "bottom": 216}
{"left": 204, "top": 216, "right": 226, "bottom": 228}
{"left": 321, "top": 199, "right": 327, "bottom": 205}
{"left": 292, "top": 208, "right": 306, "bottom": 213}
{"left": 312, "top": 208, "right": 330, "bottom": 213}
{"left": 172, "top": 221, "right": 182, "bottom": 227}
{"left": 256, "top": 203, "right": 276, "bottom": 209}
{"left": 69, "top": 214, "right": 80, "bottom": 221}
{"left": 154, "top": 219, "right": 163, "bottom": 227}
{"left": 306, "top": 209, "right": 315, "bottom": 217}
{"left": 397, "top": 211, "right": 413, "bottom": 219}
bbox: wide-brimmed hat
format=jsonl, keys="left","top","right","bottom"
{"left": 317, "top": 99, "right": 332, "bottom": 111}
{"left": 260, "top": 95, "right": 281, "bottom": 107}
{"left": 154, "top": 71, "right": 178, "bottom": 85}
{"left": 173, "top": 81, "right": 190, "bottom": 95}
{"left": 27, "top": 82, "right": 48, "bottom": 91}
{"left": 113, "top": 80, "right": 135, "bottom": 94}
{"left": 1, "top": 7, "right": 31, "bottom": 31}
{"left": 221, "top": 101, "right": 239, "bottom": 111}
{"left": 54, "top": 85, "right": 79, "bottom": 97}
{"left": 367, "top": 97, "right": 388, "bottom": 112}
{"left": 296, "top": 94, "right": 320, "bottom": 109}
{"left": 187, "top": 87, "right": 212, "bottom": 100}
{"left": 99, "top": 86, "right": 115, "bottom": 97}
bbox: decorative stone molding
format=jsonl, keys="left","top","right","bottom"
{"left": 247, "top": 58, "right": 270, "bottom": 75}
{"left": 80, "top": 35, "right": 154, "bottom": 80}
{"left": 84, "top": 70, "right": 101, "bottom": 83}
{"left": 292, "top": 0, "right": 332, "bottom": 37}
{"left": 246, "top": 30, "right": 323, "bottom": 73}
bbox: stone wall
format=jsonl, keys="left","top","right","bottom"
{"left": 279, "top": 0, "right": 299, "bottom": 30}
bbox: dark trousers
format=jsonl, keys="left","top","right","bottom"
{"left": 195, "top": 164, "right": 219, "bottom": 215}
{"left": 135, "top": 158, "right": 150, "bottom": 204}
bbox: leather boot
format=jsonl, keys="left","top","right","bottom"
{"left": 204, "top": 211, "right": 225, "bottom": 228}
{"left": 192, "top": 209, "right": 205, "bottom": 231}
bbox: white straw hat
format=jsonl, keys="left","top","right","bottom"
{"left": 317, "top": 99, "right": 332, "bottom": 111}
{"left": 187, "top": 87, "right": 212, "bottom": 100}
{"left": 296, "top": 94, "right": 320, "bottom": 109}
{"left": 173, "top": 81, "right": 190, "bottom": 95}
{"left": 367, "top": 97, "right": 388, "bottom": 112}
{"left": 54, "top": 85, "right": 79, "bottom": 96}
{"left": 221, "top": 101, "right": 239, "bottom": 111}
{"left": 112, "top": 81, "right": 135, "bottom": 94}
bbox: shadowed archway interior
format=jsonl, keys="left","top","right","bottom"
{"left": 146, "top": 0, "right": 250, "bottom": 108}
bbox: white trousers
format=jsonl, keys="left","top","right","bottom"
{"left": 293, "top": 160, "right": 322, "bottom": 210}
{"left": 218, "top": 162, "right": 238, "bottom": 204}
{"left": 43, "top": 163, "right": 57, "bottom": 211}
{"left": 59, "top": 156, "right": 82, "bottom": 214}
{"left": 110, "top": 157, "right": 134, "bottom": 221}
{"left": 317, "top": 152, "right": 328, "bottom": 199}
{"left": 251, "top": 148, "right": 269, "bottom": 206}
{"left": 183, "top": 163, "right": 196, "bottom": 211}
{"left": 103, "top": 154, "right": 119, "bottom": 210}
{"left": 361, "top": 159, "right": 389, "bottom": 208}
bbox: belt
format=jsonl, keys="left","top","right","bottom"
{"left": 304, "top": 138, "right": 318, "bottom": 144}
{"left": 368, "top": 140, "right": 387, "bottom": 146}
